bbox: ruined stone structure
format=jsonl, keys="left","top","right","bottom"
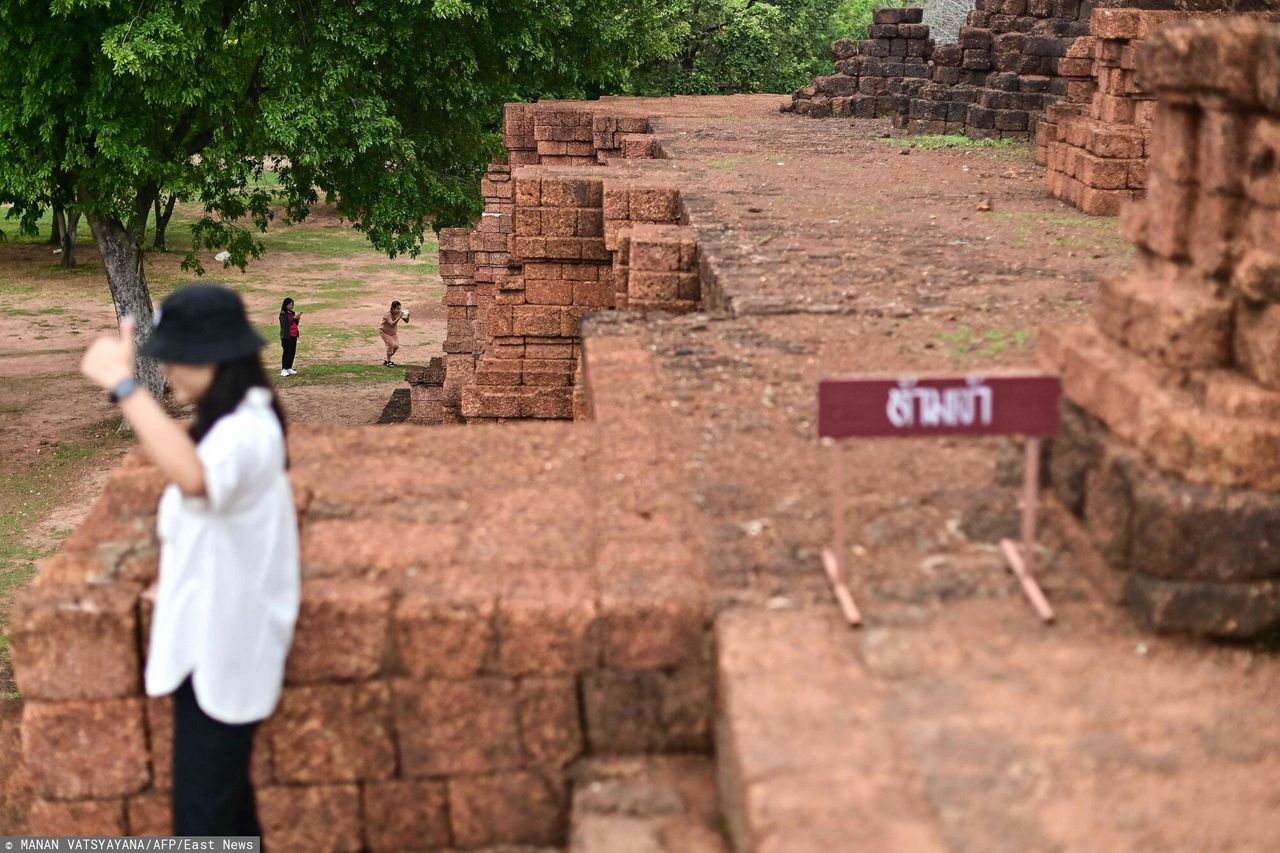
{"left": 1041, "top": 8, "right": 1280, "bottom": 213}
{"left": 791, "top": 2, "right": 1280, "bottom": 188}
{"left": 787, "top": 2, "right": 1094, "bottom": 139}
{"left": 1040, "top": 17, "right": 1280, "bottom": 637}
{"left": 898, "top": 0, "right": 1095, "bottom": 140}
{"left": 426, "top": 104, "right": 694, "bottom": 423}
{"left": 783, "top": 8, "right": 934, "bottom": 119}
{"left": 405, "top": 357, "right": 446, "bottom": 424}
{"left": 11, "top": 414, "right": 712, "bottom": 844}
{"left": 15, "top": 75, "right": 1280, "bottom": 850}
{"left": 1038, "top": 10, "right": 1163, "bottom": 212}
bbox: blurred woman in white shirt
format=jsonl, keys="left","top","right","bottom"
{"left": 80, "top": 283, "right": 299, "bottom": 838}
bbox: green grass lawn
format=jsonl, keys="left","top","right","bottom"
{"left": 272, "top": 362, "right": 404, "bottom": 387}
{"left": 878, "top": 134, "right": 1027, "bottom": 151}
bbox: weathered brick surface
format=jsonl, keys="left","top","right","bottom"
{"left": 716, "top": 610, "right": 946, "bottom": 852}
{"left": 1234, "top": 302, "right": 1280, "bottom": 389}
{"left": 28, "top": 798, "right": 126, "bottom": 835}
{"left": 285, "top": 578, "right": 390, "bottom": 683}
{"left": 125, "top": 791, "right": 172, "bottom": 836}
{"left": 785, "top": 10, "right": 934, "bottom": 121}
{"left": 270, "top": 683, "right": 396, "bottom": 783}
{"left": 518, "top": 676, "right": 584, "bottom": 772}
{"left": 1054, "top": 406, "right": 1280, "bottom": 587}
{"left": 570, "top": 756, "right": 728, "bottom": 853}
{"left": 583, "top": 653, "right": 714, "bottom": 755}
{"left": 495, "top": 569, "right": 600, "bottom": 675}
{"left": 393, "top": 678, "right": 523, "bottom": 776}
{"left": 362, "top": 780, "right": 451, "bottom": 851}
{"left": 145, "top": 697, "right": 173, "bottom": 792}
{"left": 257, "top": 785, "right": 362, "bottom": 852}
{"left": 1041, "top": 323, "right": 1280, "bottom": 492}
{"left": 449, "top": 771, "right": 563, "bottom": 848}
{"left": 23, "top": 698, "right": 150, "bottom": 800}
{"left": 1044, "top": 17, "right": 1280, "bottom": 638}
{"left": 394, "top": 570, "right": 496, "bottom": 679}
{"left": 1094, "top": 271, "right": 1233, "bottom": 368}
{"left": 10, "top": 582, "right": 140, "bottom": 701}
{"left": 1125, "top": 573, "right": 1280, "bottom": 638}
{"left": 597, "top": 539, "right": 706, "bottom": 671}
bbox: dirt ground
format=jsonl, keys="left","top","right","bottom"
{"left": 0, "top": 204, "right": 445, "bottom": 831}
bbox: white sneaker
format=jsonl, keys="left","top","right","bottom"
{"left": 287, "top": 368, "right": 298, "bottom": 375}
{"left": 280, "top": 369, "right": 290, "bottom": 377}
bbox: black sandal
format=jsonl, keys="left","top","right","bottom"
{"left": 383, "top": 360, "right": 391, "bottom": 367}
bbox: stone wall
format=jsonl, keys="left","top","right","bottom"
{"left": 789, "top": 2, "right": 1280, "bottom": 148}
{"left": 1041, "top": 9, "right": 1280, "bottom": 213}
{"left": 1039, "top": 17, "right": 1280, "bottom": 637}
{"left": 898, "top": 0, "right": 1096, "bottom": 140}
{"left": 11, "top": 420, "right": 712, "bottom": 846}
{"left": 420, "top": 103, "right": 697, "bottom": 424}
{"left": 784, "top": 8, "right": 934, "bottom": 119}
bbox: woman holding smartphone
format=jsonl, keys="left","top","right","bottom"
{"left": 278, "top": 297, "right": 302, "bottom": 377}
{"left": 378, "top": 300, "right": 408, "bottom": 367}
{"left": 80, "top": 283, "right": 299, "bottom": 837}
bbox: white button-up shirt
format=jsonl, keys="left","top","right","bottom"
{"left": 145, "top": 387, "right": 300, "bottom": 725}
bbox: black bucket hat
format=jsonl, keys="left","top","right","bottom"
{"left": 138, "top": 283, "right": 267, "bottom": 364}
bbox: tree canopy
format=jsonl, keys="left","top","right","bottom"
{"left": 623, "top": 0, "right": 910, "bottom": 96}
{"left": 0, "top": 0, "right": 680, "bottom": 260}
{"left": 0, "top": 0, "right": 682, "bottom": 392}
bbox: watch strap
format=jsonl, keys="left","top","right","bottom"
{"left": 108, "top": 377, "right": 139, "bottom": 404}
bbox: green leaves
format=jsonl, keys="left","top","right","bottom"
{"left": 625, "top": 0, "right": 850, "bottom": 96}
{"left": 0, "top": 0, "right": 674, "bottom": 262}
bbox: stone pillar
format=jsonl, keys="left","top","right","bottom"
{"left": 406, "top": 358, "right": 447, "bottom": 425}
{"left": 428, "top": 104, "right": 676, "bottom": 422}
{"left": 1040, "top": 18, "right": 1280, "bottom": 638}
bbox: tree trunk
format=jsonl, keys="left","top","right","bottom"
{"left": 48, "top": 203, "right": 63, "bottom": 246}
{"left": 152, "top": 194, "right": 177, "bottom": 251}
{"left": 59, "top": 209, "right": 80, "bottom": 268}
{"left": 87, "top": 211, "right": 165, "bottom": 399}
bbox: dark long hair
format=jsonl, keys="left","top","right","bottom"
{"left": 280, "top": 298, "right": 294, "bottom": 313}
{"left": 190, "top": 354, "right": 288, "bottom": 447}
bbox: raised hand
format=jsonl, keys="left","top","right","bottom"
{"left": 81, "top": 317, "right": 137, "bottom": 390}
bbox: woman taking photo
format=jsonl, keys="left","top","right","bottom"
{"left": 80, "top": 283, "right": 300, "bottom": 837}
{"left": 378, "top": 300, "right": 408, "bottom": 367}
{"left": 279, "top": 298, "right": 302, "bottom": 377}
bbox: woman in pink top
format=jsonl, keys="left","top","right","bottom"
{"left": 378, "top": 300, "right": 408, "bottom": 367}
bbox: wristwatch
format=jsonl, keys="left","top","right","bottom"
{"left": 107, "top": 376, "right": 140, "bottom": 404}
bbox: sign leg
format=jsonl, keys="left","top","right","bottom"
{"left": 1001, "top": 437, "right": 1055, "bottom": 623}
{"left": 822, "top": 443, "right": 862, "bottom": 627}
{"left": 1022, "top": 436, "right": 1040, "bottom": 547}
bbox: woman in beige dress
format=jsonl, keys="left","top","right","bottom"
{"left": 378, "top": 301, "right": 408, "bottom": 366}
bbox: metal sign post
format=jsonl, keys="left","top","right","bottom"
{"left": 818, "top": 372, "right": 1062, "bottom": 628}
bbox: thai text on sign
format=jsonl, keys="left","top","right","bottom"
{"left": 818, "top": 373, "right": 1061, "bottom": 439}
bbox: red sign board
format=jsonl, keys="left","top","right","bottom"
{"left": 818, "top": 372, "right": 1061, "bottom": 439}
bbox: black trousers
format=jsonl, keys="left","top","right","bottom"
{"left": 281, "top": 337, "right": 297, "bottom": 370}
{"left": 172, "top": 678, "right": 262, "bottom": 837}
